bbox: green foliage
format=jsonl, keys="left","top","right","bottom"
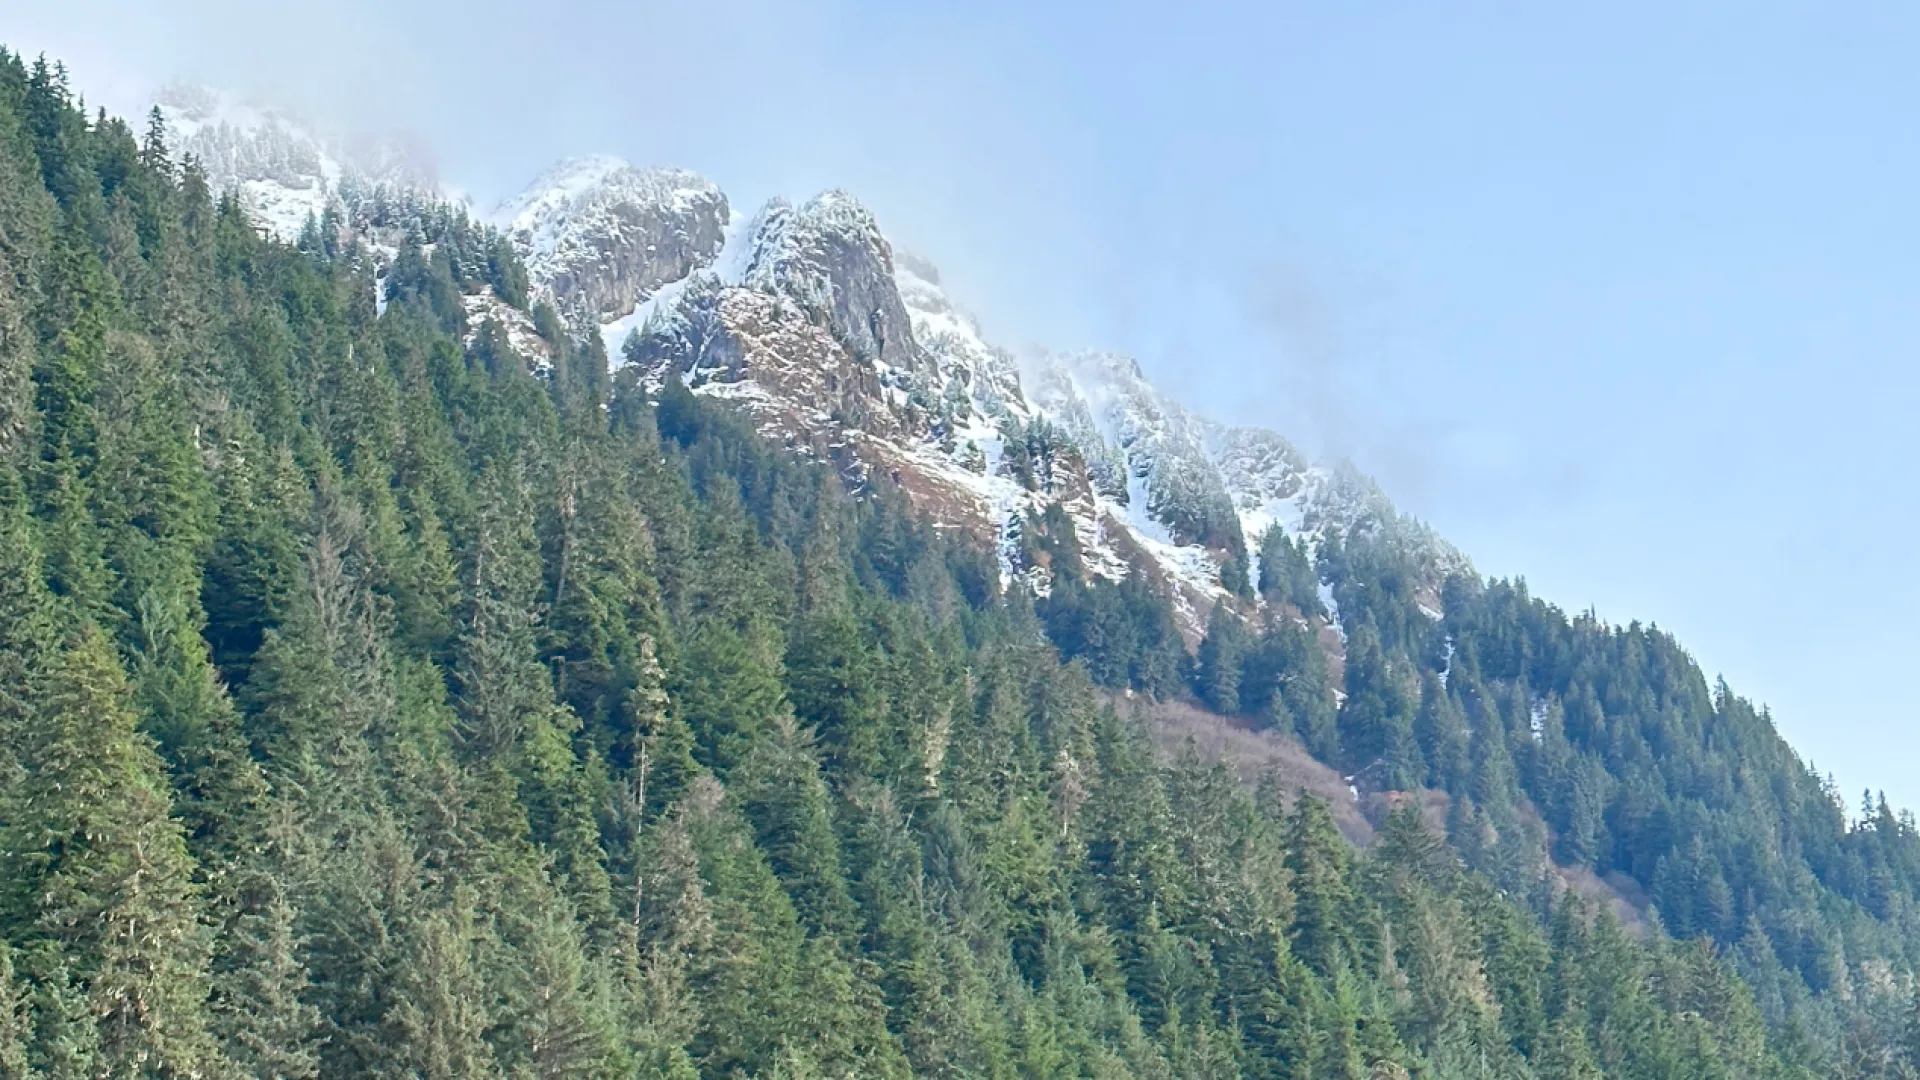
{"left": 1038, "top": 566, "right": 1189, "bottom": 696}
{"left": 9, "top": 626, "right": 221, "bottom": 1077}
{"left": 1256, "top": 523, "right": 1321, "bottom": 617}
{"left": 1194, "top": 600, "right": 1250, "bottom": 715}
{"left": 0, "top": 46, "right": 1903, "bottom": 1078}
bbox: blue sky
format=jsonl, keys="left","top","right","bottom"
{"left": 18, "top": 1, "right": 1920, "bottom": 811}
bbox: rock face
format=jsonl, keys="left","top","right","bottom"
{"left": 494, "top": 156, "right": 729, "bottom": 326}
{"left": 495, "top": 161, "right": 1467, "bottom": 634}
{"left": 1027, "top": 350, "right": 1245, "bottom": 553}
{"left": 744, "top": 193, "right": 922, "bottom": 374}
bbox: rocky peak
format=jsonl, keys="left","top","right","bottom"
{"left": 495, "top": 157, "right": 729, "bottom": 326}
{"left": 490, "top": 151, "right": 1464, "bottom": 632}
{"left": 743, "top": 191, "right": 921, "bottom": 375}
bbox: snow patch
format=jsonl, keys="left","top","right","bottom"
{"left": 1318, "top": 581, "right": 1343, "bottom": 638}
{"left": 600, "top": 201, "right": 760, "bottom": 367}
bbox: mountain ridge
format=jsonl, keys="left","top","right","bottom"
{"left": 476, "top": 149, "right": 1465, "bottom": 636}
{"left": 145, "top": 87, "right": 1460, "bottom": 640}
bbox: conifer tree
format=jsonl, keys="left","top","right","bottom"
{"left": 545, "top": 432, "right": 662, "bottom": 737}
{"left": 1194, "top": 600, "right": 1249, "bottom": 715}
{"left": 493, "top": 884, "right": 622, "bottom": 1080}
{"left": 734, "top": 714, "right": 860, "bottom": 939}
{"left": 1338, "top": 621, "right": 1422, "bottom": 790}
{"left": 209, "top": 868, "right": 322, "bottom": 1080}
{"left": 11, "top": 625, "right": 222, "bottom": 1078}
{"left": 1414, "top": 676, "right": 1470, "bottom": 794}
{"left": 1286, "top": 797, "right": 1358, "bottom": 980}
{"left": 382, "top": 898, "right": 499, "bottom": 1079}
{"left": 0, "top": 944, "right": 27, "bottom": 1080}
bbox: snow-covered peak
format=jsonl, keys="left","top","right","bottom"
{"left": 157, "top": 83, "right": 315, "bottom": 144}
{"left": 742, "top": 190, "right": 920, "bottom": 372}
{"left": 742, "top": 190, "right": 890, "bottom": 293}
{"left": 156, "top": 84, "right": 339, "bottom": 241}
{"left": 493, "top": 154, "right": 629, "bottom": 218}
{"left": 495, "top": 157, "right": 729, "bottom": 326}
{"left": 481, "top": 151, "right": 1465, "bottom": 629}
{"left": 493, "top": 158, "right": 723, "bottom": 259}
{"left": 155, "top": 84, "right": 444, "bottom": 244}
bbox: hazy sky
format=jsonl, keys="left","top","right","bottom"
{"left": 15, "top": 2, "right": 1920, "bottom": 811}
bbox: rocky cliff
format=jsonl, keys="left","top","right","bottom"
{"left": 489, "top": 164, "right": 1466, "bottom": 633}
{"left": 169, "top": 98, "right": 1466, "bottom": 638}
{"left": 495, "top": 156, "right": 729, "bottom": 327}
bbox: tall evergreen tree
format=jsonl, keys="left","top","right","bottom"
{"left": 9, "top": 626, "right": 222, "bottom": 1078}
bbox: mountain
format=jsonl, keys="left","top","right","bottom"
{"left": 495, "top": 155, "right": 729, "bottom": 328}
{"left": 491, "top": 159, "right": 1463, "bottom": 638}
{"left": 154, "top": 81, "right": 436, "bottom": 242}
{"left": 166, "top": 101, "right": 1463, "bottom": 635}
{"left": 9, "top": 49, "right": 1920, "bottom": 1078}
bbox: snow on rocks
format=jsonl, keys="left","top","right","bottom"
{"left": 741, "top": 192, "right": 921, "bottom": 374}
{"left": 149, "top": 82, "right": 1468, "bottom": 637}
{"left": 462, "top": 293, "right": 552, "bottom": 369}
{"left": 494, "top": 157, "right": 728, "bottom": 327}
{"left": 500, "top": 167, "right": 1467, "bottom": 634}
{"left": 157, "top": 84, "right": 341, "bottom": 242}
{"left": 157, "top": 83, "right": 441, "bottom": 244}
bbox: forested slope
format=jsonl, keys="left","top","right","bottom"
{"left": 1, "top": 50, "right": 1917, "bottom": 1079}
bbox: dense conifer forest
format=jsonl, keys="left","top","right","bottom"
{"left": 8, "top": 48, "right": 1920, "bottom": 1078}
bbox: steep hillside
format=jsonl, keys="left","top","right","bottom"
{"left": 483, "top": 122, "right": 1920, "bottom": 1063}
{"left": 178, "top": 116, "right": 1464, "bottom": 642}
{"left": 490, "top": 161, "right": 1461, "bottom": 640}
{"left": 8, "top": 50, "right": 1920, "bottom": 1079}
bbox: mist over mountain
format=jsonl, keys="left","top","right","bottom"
{"left": 145, "top": 83, "right": 1464, "bottom": 637}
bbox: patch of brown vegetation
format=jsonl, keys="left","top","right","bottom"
{"left": 1111, "top": 691, "right": 1654, "bottom": 932}
{"left": 1557, "top": 864, "right": 1652, "bottom": 936}
{"left": 1112, "top": 692, "right": 1375, "bottom": 846}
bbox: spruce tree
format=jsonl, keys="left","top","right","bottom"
{"left": 12, "top": 626, "right": 223, "bottom": 1077}
{"left": 209, "top": 869, "right": 322, "bottom": 1080}
{"left": 0, "top": 944, "right": 27, "bottom": 1080}
{"left": 1285, "top": 797, "right": 1357, "bottom": 980}
{"left": 1194, "top": 600, "right": 1249, "bottom": 716}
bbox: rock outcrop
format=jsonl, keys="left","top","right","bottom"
{"left": 490, "top": 160, "right": 1468, "bottom": 634}
{"left": 743, "top": 193, "right": 922, "bottom": 375}
{"left": 495, "top": 156, "right": 729, "bottom": 327}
